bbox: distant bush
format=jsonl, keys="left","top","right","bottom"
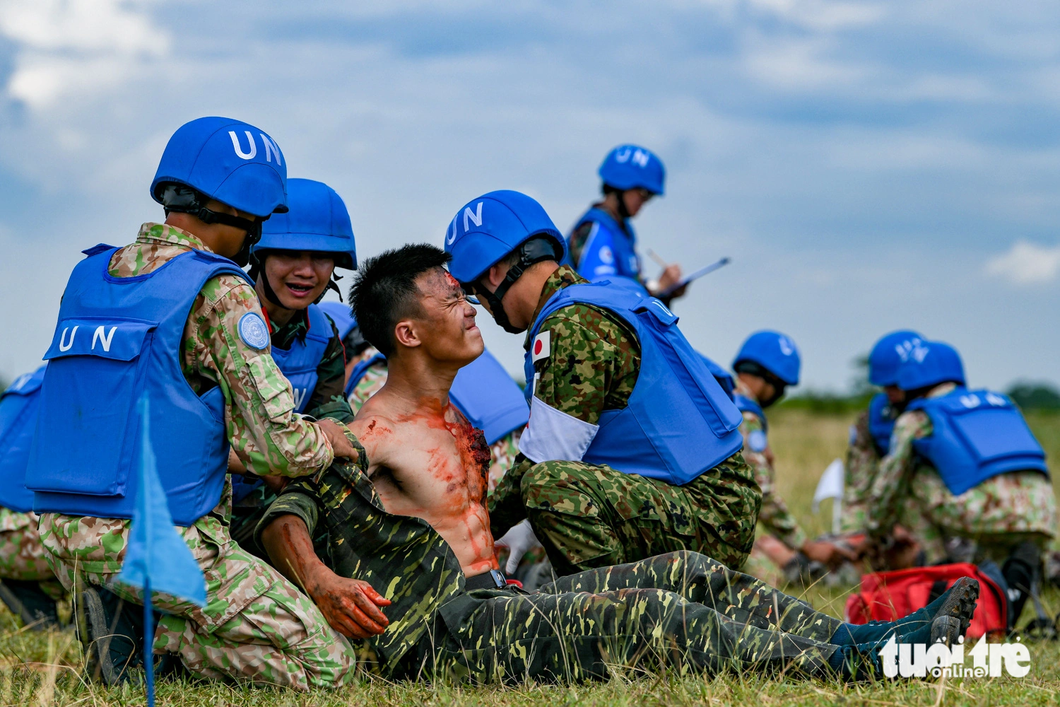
{"left": 777, "top": 391, "right": 873, "bottom": 415}
{"left": 1007, "top": 381, "right": 1060, "bottom": 411}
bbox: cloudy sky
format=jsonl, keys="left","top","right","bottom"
{"left": 1, "top": 0, "right": 1058, "bottom": 392}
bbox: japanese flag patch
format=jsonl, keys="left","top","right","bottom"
{"left": 531, "top": 330, "right": 551, "bottom": 364}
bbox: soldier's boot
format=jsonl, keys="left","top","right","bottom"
{"left": 1002, "top": 541, "right": 1039, "bottom": 629}
{"left": 827, "top": 614, "right": 967, "bottom": 681}
{"left": 76, "top": 585, "right": 145, "bottom": 685}
{"left": 832, "top": 577, "right": 979, "bottom": 645}
{"left": 0, "top": 578, "right": 60, "bottom": 629}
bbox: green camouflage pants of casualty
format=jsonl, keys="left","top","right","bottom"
{"left": 38, "top": 512, "right": 356, "bottom": 690}
{"left": 421, "top": 550, "right": 840, "bottom": 683}
{"left": 518, "top": 454, "right": 761, "bottom": 576}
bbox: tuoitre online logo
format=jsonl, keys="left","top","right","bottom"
{"left": 880, "top": 634, "right": 1031, "bottom": 678}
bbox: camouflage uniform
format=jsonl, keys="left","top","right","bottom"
{"left": 489, "top": 267, "right": 761, "bottom": 575}
{"left": 0, "top": 507, "right": 65, "bottom": 611}
{"left": 866, "top": 382, "right": 1058, "bottom": 564}
{"left": 257, "top": 439, "right": 841, "bottom": 683}
{"left": 39, "top": 224, "right": 356, "bottom": 690}
{"left": 841, "top": 406, "right": 892, "bottom": 535}
{"left": 734, "top": 385, "right": 807, "bottom": 551}
{"left": 230, "top": 308, "right": 354, "bottom": 555}
{"left": 345, "top": 349, "right": 522, "bottom": 491}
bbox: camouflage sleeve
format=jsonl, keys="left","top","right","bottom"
{"left": 741, "top": 412, "right": 807, "bottom": 550}
{"left": 259, "top": 482, "right": 322, "bottom": 539}
{"left": 190, "top": 275, "right": 333, "bottom": 477}
{"left": 303, "top": 319, "right": 355, "bottom": 424}
{"left": 488, "top": 453, "right": 532, "bottom": 537}
{"left": 567, "top": 221, "right": 592, "bottom": 272}
{"left": 346, "top": 361, "right": 389, "bottom": 415}
{"left": 529, "top": 305, "right": 639, "bottom": 424}
{"left": 841, "top": 410, "right": 878, "bottom": 533}
{"left": 866, "top": 410, "right": 931, "bottom": 535}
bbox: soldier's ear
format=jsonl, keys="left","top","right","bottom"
{"left": 393, "top": 318, "right": 422, "bottom": 350}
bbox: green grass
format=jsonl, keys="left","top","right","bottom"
{"left": 3, "top": 411, "right": 1060, "bottom": 705}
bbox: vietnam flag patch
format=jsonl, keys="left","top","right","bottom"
{"left": 531, "top": 330, "right": 551, "bottom": 363}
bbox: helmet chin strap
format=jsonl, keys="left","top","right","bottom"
{"left": 161, "top": 184, "right": 263, "bottom": 267}
{"left": 476, "top": 237, "right": 560, "bottom": 335}
{"left": 615, "top": 189, "right": 632, "bottom": 221}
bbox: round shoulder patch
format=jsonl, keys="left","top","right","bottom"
{"left": 748, "top": 429, "right": 768, "bottom": 453}
{"left": 238, "top": 312, "right": 270, "bottom": 350}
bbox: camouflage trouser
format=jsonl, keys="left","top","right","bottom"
{"left": 902, "top": 469, "right": 1057, "bottom": 565}
{"left": 0, "top": 508, "right": 58, "bottom": 581}
{"left": 420, "top": 550, "right": 839, "bottom": 683}
{"left": 519, "top": 453, "right": 761, "bottom": 576}
{"left": 0, "top": 507, "right": 65, "bottom": 606}
{"left": 39, "top": 512, "right": 356, "bottom": 690}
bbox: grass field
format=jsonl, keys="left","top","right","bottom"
{"left": 2, "top": 410, "right": 1059, "bottom": 706}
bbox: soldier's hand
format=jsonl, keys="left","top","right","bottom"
{"left": 318, "top": 419, "right": 360, "bottom": 462}
{"left": 495, "top": 519, "right": 541, "bottom": 575}
{"left": 801, "top": 539, "right": 857, "bottom": 567}
{"left": 307, "top": 570, "right": 392, "bottom": 639}
{"left": 658, "top": 263, "right": 683, "bottom": 291}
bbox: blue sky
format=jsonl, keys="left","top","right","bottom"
{"left": 1, "top": 0, "right": 1058, "bottom": 392}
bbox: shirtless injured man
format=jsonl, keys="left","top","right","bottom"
{"left": 257, "top": 244, "right": 979, "bottom": 684}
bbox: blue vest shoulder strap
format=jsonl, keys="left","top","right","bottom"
{"left": 346, "top": 351, "right": 388, "bottom": 398}
{"left": 908, "top": 388, "right": 1048, "bottom": 496}
{"left": 0, "top": 365, "right": 48, "bottom": 512}
{"left": 699, "top": 354, "right": 735, "bottom": 401}
{"left": 450, "top": 349, "right": 528, "bottom": 444}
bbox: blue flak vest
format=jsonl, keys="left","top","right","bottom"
{"left": 700, "top": 354, "right": 735, "bottom": 401}
{"left": 523, "top": 282, "right": 744, "bottom": 485}
{"left": 231, "top": 304, "right": 333, "bottom": 504}
{"left": 867, "top": 392, "right": 895, "bottom": 456}
{"left": 567, "top": 207, "right": 643, "bottom": 284}
{"left": 28, "top": 244, "right": 250, "bottom": 525}
{"left": 733, "top": 393, "right": 767, "bottom": 432}
{"left": 270, "top": 304, "right": 332, "bottom": 414}
{"left": 907, "top": 388, "right": 1048, "bottom": 497}
{"left": 344, "top": 350, "right": 527, "bottom": 446}
{"left": 450, "top": 349, "right": 529, "bottom": 445}
{"left": 0, "top": 365, "right": 47, "bottom": 512}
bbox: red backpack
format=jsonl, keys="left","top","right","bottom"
{"left": 844, "top": 563, "right": 1008, "bottom": 639}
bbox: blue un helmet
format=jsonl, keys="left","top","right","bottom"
{"left": 733, "top": 331, "right": 801, "bottom": 387}
{"left": 868, "top": 330, "right": 924, "bottom": 387}
{"left": 151, "top": 116, "right": 288, "bottom": 265}
{"left": 251, "top": 179, "right": 356, "bottom": 305}
{"left": 444, "top": 190, "right": 565, "bottom": 333}
{"left": 599, "top": 144, "right": 666, "bottom": 196}
{"left": 253, "top": 178, "right": 357, "bottom": 270}
{"left": 897, "top": 340, "right": 966, "bottom": 392}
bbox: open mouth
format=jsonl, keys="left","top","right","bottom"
{"left": 285, "top": 282, "right": 315, "bottom": 298}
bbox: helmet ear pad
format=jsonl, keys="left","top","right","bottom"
{"left": 475, "top": 236, "right": 563, "bottom": 335}
{"left": 159, "top": 184, "right": 262, "bottom": 266}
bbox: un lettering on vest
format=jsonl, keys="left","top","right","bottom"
{"left": 292, "top": 387, "right": 307, "bottom": 411}
{"left": 59, "top": 324, "right": 117, "bottom": 353}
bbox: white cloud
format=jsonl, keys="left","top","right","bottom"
{"left": 985, "top": 240, "right": 1060, "bottom": 285}
{"left": 0, "top": 0, "right": 168, "bottom": 108}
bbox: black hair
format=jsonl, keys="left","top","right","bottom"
{"left": 350, "top": 244, "right": 452, "bottom": 356}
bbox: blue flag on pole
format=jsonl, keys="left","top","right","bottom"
{"left": 115, "top": 397, "right": 207, "bottom": 704}
{"left": 116, "top": 397, "right": 207, "bottom": 606}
